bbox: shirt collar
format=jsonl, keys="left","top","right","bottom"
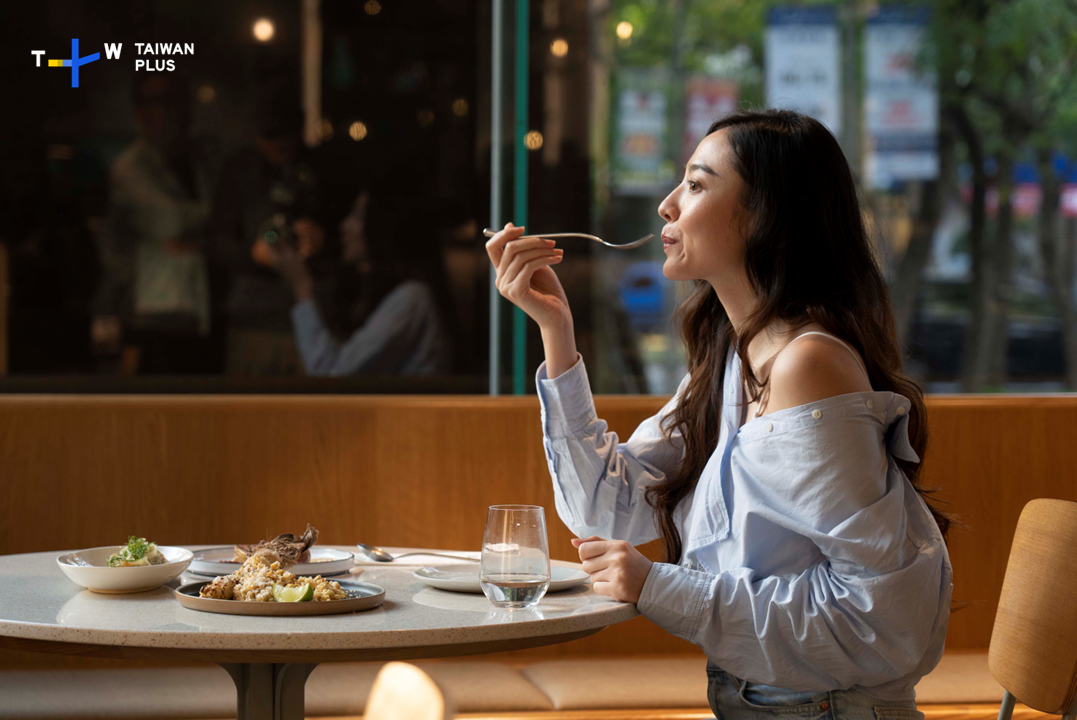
{"left": 725, "top": 343, "right": 920, "bottom": 463}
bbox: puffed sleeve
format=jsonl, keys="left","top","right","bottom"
{"left": 637, "top": 400, "right": 953, "bottom": 691}
{"left": 536, "top": 357, "right": 689, "bottom": 545}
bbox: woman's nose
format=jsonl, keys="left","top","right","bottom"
{"left": 658, "top": 190, "right": 678, "bottom": 222}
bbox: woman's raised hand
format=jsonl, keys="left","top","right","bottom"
{"left": 486, "top": 223, "right": 570, "bottom": 331}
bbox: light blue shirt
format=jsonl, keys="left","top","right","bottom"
{"left": 536, "top": 344, "right": 952, "bottom": 700}
{"left": 290, "top": 281, "right": 450, "bottom": 376}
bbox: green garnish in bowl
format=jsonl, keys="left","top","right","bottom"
{"left": 107, "top": 536, "right": 164, "bottom": 567}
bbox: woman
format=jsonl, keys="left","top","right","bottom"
{"left": 269, "top": 190, "right": 451, "bottom": 376}
{"left": 486, "top": 109, "right": 952, "bottom": 717}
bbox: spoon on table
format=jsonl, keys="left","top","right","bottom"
{"left": 355, "top": 543, "right": 479, "bottom": 563}
{"left": 482, "top": 228, "right": 655, "bottom": 250}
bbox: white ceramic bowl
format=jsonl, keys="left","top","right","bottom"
{"left": 56, "top": 546, "right": 194, "bottom": 594}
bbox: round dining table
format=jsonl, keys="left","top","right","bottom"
{"left": 0, "top": 547, "right": 638, "bottom": 720}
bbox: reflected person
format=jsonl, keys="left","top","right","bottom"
{"left": 209, "top": 88, "right": 322, "bottom": 376}
{"left": 268, "top": 191, "right": 450, "bottom": 376}
{"left": 100, "top": 74, "right": 216, "bottom": 373}
{"left": 486, "top": 110, "right": 952, "bottom": 717}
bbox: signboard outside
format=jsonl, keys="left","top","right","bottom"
{"left": 682, "top": 76, "right": 739, "bottom": 166}
{"left": 765, "top": 7, "right": 842, "bottom": 137}
{"left": 611, "top": 69, "right": 673, "bottom": 196}
{"left": 865, "top": 6, "right": 938, "bottom": 187}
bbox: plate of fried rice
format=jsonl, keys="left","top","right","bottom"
{"left": 175, "top": 555, "right": 384, "bottom": 616}
{"left": 173, "top": 525, "right": 383, "bottom": 616}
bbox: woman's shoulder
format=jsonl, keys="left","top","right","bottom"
{"left": 765, "top": 333, "right": 872, "bottom": 415}
{"left": 381, "top": 279, "right": 436, "bottom": 307}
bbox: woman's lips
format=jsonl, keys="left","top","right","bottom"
{"left": 661, "top": 235, "right": 678, "bottom": 247}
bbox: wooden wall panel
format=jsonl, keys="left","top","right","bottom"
{"left": 915, "top": 397, "right": 1077, "bottom": 649}
{"left": 1, "top": 393, "right": 1076, "bottom": 671}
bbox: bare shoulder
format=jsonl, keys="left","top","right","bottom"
{"left": 765, "top": 335, "right": 872, "bottom": 414}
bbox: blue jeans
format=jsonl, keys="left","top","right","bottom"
{"left": 706, "top": 662, "right": 924, "bottom": 720}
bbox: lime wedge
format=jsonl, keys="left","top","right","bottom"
{"left": 272, "top": 583, "right": 313, "bottom": 602}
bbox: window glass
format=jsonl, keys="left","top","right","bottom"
{"left": 521, "top": 0, "right": 1077, "bottom": 394}
{"left": 5, "top": 1, "right": 1076, "bottom": 395}
{"left": 1, "top": 0, "right": 487, "bottom": 392}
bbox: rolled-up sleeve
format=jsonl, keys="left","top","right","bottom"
{"left": 641, "top": 545, "right": 950, "bottom": 691}
{"left": 536, "top": 358, "right": 688, "bottom": 545}
{"left": 639, "top": 409, "right": 953, "bottom": 692}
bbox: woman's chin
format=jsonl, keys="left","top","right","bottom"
{"left": 661, "top": 258, "right": 691, "bottom": 281}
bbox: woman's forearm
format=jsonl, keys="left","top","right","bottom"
{"left": 291, "top": 276, "right": 314, "bottom": 302}
{"left": 541, "top": 317, "right": 578, "bottom": 379}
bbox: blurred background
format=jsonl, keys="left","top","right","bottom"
{"left": 0, "top": 0, "right": 1074, "bottom": 395}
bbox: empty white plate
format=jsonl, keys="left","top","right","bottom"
{"left": 187, "top": 547, "right": 355, "bottom": 577}
{"left": 413, "top": 563, "right": 589, "bottom": 594}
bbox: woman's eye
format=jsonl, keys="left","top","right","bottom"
{"left": 687, "top": 180, "right": 700, "bottom": 192}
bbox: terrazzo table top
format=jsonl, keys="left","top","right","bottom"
{"left": 0, "top": 547, "right": 638, "bottom": 657}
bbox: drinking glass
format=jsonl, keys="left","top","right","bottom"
{"left": 480, "top": 505, "right": 551, "bottom": 609}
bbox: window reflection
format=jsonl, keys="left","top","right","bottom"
{"left": 1, "top": 0, "right": 479, "bottom": 390}
{"left": 2, "top": 0, "right": 1075, "bottom": 395}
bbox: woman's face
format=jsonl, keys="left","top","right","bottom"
{"left": 657, "top": 129, "right": 748, "bottom": 283}
{"left": 340, "top": 193, "right": 369, "bottom": 263}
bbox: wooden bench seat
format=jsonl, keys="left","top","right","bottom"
{"left": 0, "top": 652, "right": 1043, "bottom": 719}
{"left": 0, "top": 661, "right": 554, "bottom": 718}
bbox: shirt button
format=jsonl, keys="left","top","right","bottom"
{"left": 812, "top": 409, "right": 822, "bottom": 419}
{"left": 765, "top": 422, "right": 774, "bottom": 432}
{"left": 896, "top": 406, "right": 906, "bottom": 415}
{"left": 865, "top": 400, "right": 874, "bottom": 409}
{"left": 820, "top": 701, "right": 830, "bottom": 711}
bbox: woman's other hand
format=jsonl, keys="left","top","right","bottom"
{"left": 263, "top": 239, "right": 314, "bottom": 302}
{"left": 572, "top": 536, "right": 653, "bottom": 604}
{"left": 251, "top": 237, "right": 275, "bottom": 267}
{"left": 293, "top": 217, "right": 324, "bottom": 258}
{"left": 486, "top": 223, "right": 569, "bottom": 331}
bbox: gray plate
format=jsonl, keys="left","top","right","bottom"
{"left": 174, "top": 580, "right": 384, "bottom": 616}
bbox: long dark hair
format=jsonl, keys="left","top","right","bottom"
{"left": 645, "top": 109, "right": 951, "bottom": 564}
{"left": 316, "top": 189, "right": 455, "bottom": 356}
{"left": 317, "top": 190, "right": 412, "bottom": 341}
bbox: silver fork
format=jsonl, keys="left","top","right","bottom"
{"left": 483, "top": 228, "right": 654, "bottom": 250}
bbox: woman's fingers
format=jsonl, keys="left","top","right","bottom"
{"left": 576, "top": 539, "right": 616, "bottom": 560}
{"left": 571, "top": 537, "right": 648, "bottom": 604}
{"left": 581, "top": 559, "right": 608, "bottom": 577}
{"left": 584, "top": 566, "right": 628, "bottom": 601}
{"left": 591, "top": 581, "right": 613, "bottom": 597}
{"left": 498, "top": 238, "right": 557, "bottom": 281}
{"left": 584, "top": 562, "right": 610, "bottom": 579}
{"left": 484, "top": 222, "right": 525, "bottom": 266}
{"left": 499, "top": 247, "right": 563, "bottom": 286}
{"left": 498, "top": 256, "right": 563, "bottom": 303}
{"left": 586, "top": 568, "right": 620, "bottom": 600}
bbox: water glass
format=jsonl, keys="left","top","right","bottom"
{"left": 480, "top": 505, "right": 551, "bottom": 609}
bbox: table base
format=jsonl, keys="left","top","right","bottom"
{"left": 220, "top": 662, "right": 318, "bottom": 720}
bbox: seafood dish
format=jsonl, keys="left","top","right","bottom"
{"left": 197, "top": 524, "right": 345, "bottom": 602}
